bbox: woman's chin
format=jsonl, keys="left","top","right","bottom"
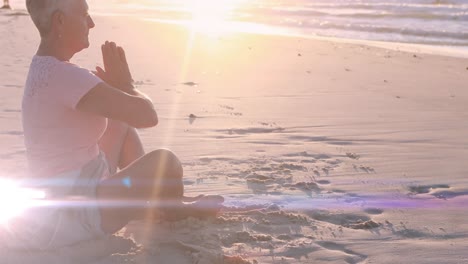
{"left": 71, "top": 41, "right": 90, "bottom": 55}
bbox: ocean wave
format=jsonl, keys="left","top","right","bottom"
{"left": 335, "top": 11, "right": 468, "bottom": 21}
{"left": 242, "top": 16, "right": 468, "bottom": 41}
{"left": 238, "top": 6, "right": 468, "bottom": 22}
{"left": 300, "top": 1, "right": 468, "bottom": 10}
{"left": 91, "top": 0, "right": 468, "bottom": 47}
{"left": 299, "top": 20, "right": 468, "bottom": 42}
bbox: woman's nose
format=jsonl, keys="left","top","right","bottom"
{"left": 88, "top": 16, "right": 95, "bottom": 29}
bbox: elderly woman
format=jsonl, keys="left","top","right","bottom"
{"left": 6, "top": 0, "right": 223, "bottom": 250}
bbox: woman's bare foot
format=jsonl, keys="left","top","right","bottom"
{"left": 161, "top": 195, "right": 224, "bottom": 221}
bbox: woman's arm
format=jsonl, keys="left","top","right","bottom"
{"left": 76, "top": 83, "right": 158, "bottom": 128}
{"left": 77, "top": 41, "right": 158, "bottom": 128}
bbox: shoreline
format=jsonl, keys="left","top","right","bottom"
{"left": 138, "top": 16, "right": 468, "bottom": 59}
{"left": 4, "top": 5, "right": 468, "bottom": 59}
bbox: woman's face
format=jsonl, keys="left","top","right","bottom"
{"left": 61, "top": 0, "right": 95, "bottom": 54}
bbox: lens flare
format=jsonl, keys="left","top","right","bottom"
{"left": 0, "top": 179, "right": 45, "bottom": 224}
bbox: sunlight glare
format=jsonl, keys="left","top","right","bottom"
{"left": 185, "top": 0, "right": 247, "bottom": 34}
{"left": 0, "top": 179, "right": 45, "bottom": 224}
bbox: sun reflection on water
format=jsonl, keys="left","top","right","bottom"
{"left": 184, "top": 0, "right": 248, "bottom": 34}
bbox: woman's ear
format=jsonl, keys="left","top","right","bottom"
{"left": 50, "top": 9, "right": 65, "bottom": 30}
{"left": 56, "top": 10, "right": 65, "bottom": 25}
{"left": 49, "top": 9, "right": 66, "bottom": 37}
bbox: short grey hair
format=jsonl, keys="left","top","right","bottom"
{"left": 26, "top": 0, "right": 74, "bottom": 37}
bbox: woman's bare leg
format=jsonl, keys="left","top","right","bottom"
{"left": 98, "top": 120, "right": 144, "bottom": 175}
{"left": 97, "top": 120, "right": 223, "bottom": 234}
{"left": 97, "top": 149, "right": 184, "bottom": 233}
{"left": 118, "top": 126, "right": 145, "bottom": 169}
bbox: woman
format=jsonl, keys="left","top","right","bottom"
{"left": 9, "top": 0, "right": 223, "bottom": 250}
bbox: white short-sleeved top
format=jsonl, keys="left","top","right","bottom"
{"left": 22, "top": 55, "right": 107, "bottom": 178}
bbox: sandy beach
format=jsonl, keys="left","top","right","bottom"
{"left": 1, "top": 8, "right": 468, "bottom": 263}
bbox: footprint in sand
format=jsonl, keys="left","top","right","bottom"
{"left": 316, "top": 241, "right": 367, "bottom": 264}
{"left": 181, "top": 81, "right": 198, "bottom": 86}
{"left": 431, "top": 190, "right": 468, "bottom": 199}
{"left": 408, "top": 184, "right": 450, "bottom": 194}
{"left": 223, "top": 127, "right": 285, "bottom": 135}
{"left": 0, "top": 130, "right": 23, "bottom": 136}
{"left": 408, "top": 184, "right": 468, "bottom": 200}
{"left": 353, "top": 164, "right": 375, "bottom": 173}
{"left": 276, "top": 234, "right": 293, "bottom": 241}
{"left": 346, "top": 152, "right": 360, "bottom": 160}
{"left": 188, "top": 114, "right": 197, "bottom": 124}
{"left": 363, "top": 208, "right": 383, "bottom": 215}
{"left": 317, "top": 180, "right": 331, "bottom": 185}
{"left": 306, "top": 210, "right": 380, "bottom": 230}
{"left": 283, "top": 181, "right": 321, "bottom": 196}
{"left": 2, "top": 109, "right": 20, "bottom": 113}
{"left": 3, "top": 84, "right": 23, "bottom": 88}
{"left": 219, "top": 104, "right": 234, "bottom": 111}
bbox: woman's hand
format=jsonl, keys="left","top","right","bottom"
{"left": 95, "top": 41, "right": 134, "bottom": 93}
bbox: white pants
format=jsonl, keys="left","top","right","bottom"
{"left": 1, "top": 153, "right": 109, "bottom": 250}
